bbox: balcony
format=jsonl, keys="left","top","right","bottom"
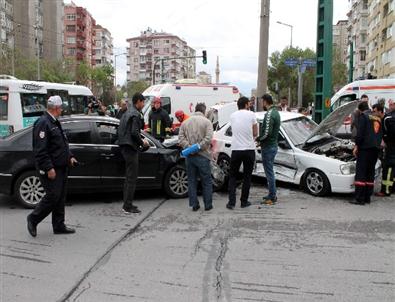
{"left": 77, "top": 41, "right": 86, "bottom": 49}
{"left": 77, "top": 30, "right": 86, "bottom": 38}
{"left": 76, "top": 53, "right": 84, "bottom": 60}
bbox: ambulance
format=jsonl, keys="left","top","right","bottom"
{"left": 142, "top": 81, "right": 240, "bottom": 126}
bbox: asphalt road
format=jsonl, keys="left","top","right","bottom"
{"left": 1, "top": 184, "right": 394, "bottom": 302}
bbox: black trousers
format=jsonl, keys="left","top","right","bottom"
{"left": 121, "top": 146, "right": 139, "bottom": 209}
{"left": 355, "top": 148, "right": 379, "bottom": 203}
{"left": 228, "top": 150, "right": 255, "bottom": 206}
{"left": 28, "top": 166, "right": 68, "bottom": 230}
{"left": 380, "top": 148, "right": 395, "bottom": 196}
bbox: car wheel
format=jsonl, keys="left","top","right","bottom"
{"left": 164, "top": 165, "right": 188, "bottom": 198}
{"left": 14, "top": 171, "right": 45, "bottom": 208}
{"left": 217, "top": 154, "right": 231, "bottom": 177}
{"left": 302, "top": 169, "right": 331, "bottom": 196}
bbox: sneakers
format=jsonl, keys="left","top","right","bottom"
{"left": 261, "top": 196, "right": 277, "bottom": 205}
{"left": 226, "top": 203, "right": 234, "bottom": 210}
{"left": 192, "top": 204, "right": 200, "bottom": 211}
{"left": 205, "top": 205, "right": 213, "bottom": 211}
{"left": 122, "top": 205, "right": 141, "bottom": 214}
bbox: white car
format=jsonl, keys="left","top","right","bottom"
{"left": 212, "top": 101, "right": 379, "bottom": 196}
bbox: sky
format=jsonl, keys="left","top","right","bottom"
{"left": 66, "top": 0, "right": 350, "bottom": 95}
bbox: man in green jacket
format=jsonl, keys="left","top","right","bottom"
{"left": 257, "top": 94, "right": 281, "bottom": 205}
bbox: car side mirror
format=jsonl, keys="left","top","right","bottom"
{"left": 278, "top": 140, "right": 291, "bottom": 149}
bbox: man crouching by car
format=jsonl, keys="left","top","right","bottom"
{"left": 117, "top": 93, "right": 150, "bottom": 214}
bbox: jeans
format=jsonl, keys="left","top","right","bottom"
{"left": 261, "top": 146, "right": 278, "bottom": 199}
{"left": 121, "top": 146, "right": 139, "bottom": 209}
{"left": 228, "top": 150, "right": 255, "bottom": 206}
{"left": 186, "top": 155, "right": 212, "bottom": 208}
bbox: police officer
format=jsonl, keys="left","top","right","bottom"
{"left": 27, "top": 96, "right": 78, "bottom": 237}
{"left": 378, "top": 100, "right": 395, "bottom": 196}
{"left": 117, "top": 93, "right": 150, "bottom": 214}
{"left": 147, "top": 98, "right": 172, "bottom": 142}
{"left": 351, "top": 101, "right": 383, "bottom": 205}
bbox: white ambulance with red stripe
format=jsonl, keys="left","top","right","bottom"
{"left": 141, "top": 81, "right": 240, "bottom": 127}
{"left": 331, "top": 79, "right": 395, "bottom": 111}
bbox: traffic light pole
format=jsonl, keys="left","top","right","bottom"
{"left": 152, "top": 55, "right": 205, "bottom": 85}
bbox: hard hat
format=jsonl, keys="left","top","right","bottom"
{"left": 175, "top": 110, "right": 184, "bottom": 118}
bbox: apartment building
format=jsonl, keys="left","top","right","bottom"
{"left": 94, "top": 25, "right": 113, "bottom": 67}
{"left": 64, "top": 2, "right": 96, "bottom": 67}
{"left": 347, "top": 0, "right": 369, "bottom": 80}
{"left": 366, "top": 0, "right": 395, "bottom": 78}
{"left": 42, "top": 0, "right": 63, "bottom": 61}
{"left": 0, "top": 0, "right": 14, "bottom": 49}
{"left": 126, "top": 28, "right": 196, "bottom": 84}
{"left": 333, "top": 20, "right": 349, "bottom": 64}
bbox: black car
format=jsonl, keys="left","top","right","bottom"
{"left": 0, "top": 116, "right": 192, "bottom": 208}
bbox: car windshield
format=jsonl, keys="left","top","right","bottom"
{"left": 281, "top": 117, "right": 321, "bottom": 146}
{"left": 142, "top": 95, "right": 155, "bottom": 115}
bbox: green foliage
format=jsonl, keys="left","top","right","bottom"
{"left": 115, "top": 81, "right": 150, "bottom": 102}
{"left": 332, "top": 47, "right": 348, "bottom": 91}
{"left": 268, "top": 47, "right": 316, "bottom": 108}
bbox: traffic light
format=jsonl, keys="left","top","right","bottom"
{"left": 202, "top": 50, "right": 207, "bottom": 64}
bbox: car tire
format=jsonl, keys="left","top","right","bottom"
{"left": 302, "top": 169, "right": 331, "bottom": 196}
{"left": 217, "top": 154, "right": 231, "bottom": 190}
{"left": 14, "top": 171, "right": 45, "bottom": 208}
{"left": 164, "top": 165, "right": 188, "bottom": 198}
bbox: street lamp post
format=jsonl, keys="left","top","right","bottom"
{"left": 114, "top": 52, "right": 127, "bottom": 87}
{"left": 277, "top": 21, "right": 293, "bottom": 48}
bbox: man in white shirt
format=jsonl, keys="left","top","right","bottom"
{"left": 226, "top": 97, "right": 258, "bottom": 209}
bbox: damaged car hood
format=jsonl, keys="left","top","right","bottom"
{"left": 305, "top": 101, "right": 359, "bottom": 144}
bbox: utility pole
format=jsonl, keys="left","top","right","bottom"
{"left": 11, "top": 24, "right": 21, "bottom": 77}
{"left": 297, "top": 57, "right": 303, "bottom": 108}
{"left": 35, "top": 2, "right": 41, "bottom": 81}
{"left": 256, "top": 0, "right": 270, "bottom": 111}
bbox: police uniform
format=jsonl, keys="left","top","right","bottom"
{"left": 380, "top": 110, "right": 395, "bottom": 196}
{"left": 354, "top": 111, "right": 383, "bottom": 204}
{"left": 27, "top": 96, "right": 74, "bottom": 236}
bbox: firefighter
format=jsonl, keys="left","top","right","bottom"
{"left": 146, "top": 98, "right": 172, "bottom": 142}
{"left": 377, "top": 100, "right": 395, "bottom": 197}
{"left": 351, "top": 102, "right": 383, "bottom": 205}
{"left": 175, "top": 110, "right": 190, "bottom": 124}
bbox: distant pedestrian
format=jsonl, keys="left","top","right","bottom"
{"left": 117, "top": 93, "right": 150, "bottom": 214}
{"left": 249, "top": 96, "right": 256, "bottom": 112}
{"left": 298, "top": 107, "right": 308, "bottom": 116}
{"left": 27, "top": 96, "right": 78, "bottom": 237}
{"left": 116, "top": 100, "right": 128, "bottom": 120}
{"left": 147, "top": 98, "right": 172, "bottom": 142}
{"left": 377, "top": 100, "right": 395, "bottom": 197}
{"left": 179, "top": 103, "right": 214, "bottom": 211}
{"left": 351, "top": 101, "right": 382, "bottom": 205}
{"left": 257, "top": 94, "right": 281, "bottom": 205}
{"left": 278, "top": 96, "right": 291, "bottom": 112}
{"left": 351, "top": 94, "right": 369, "bottom": 140}
{"left": 226, "top": 97, "right": 258, "bottom": 210}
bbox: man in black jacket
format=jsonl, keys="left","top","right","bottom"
{"left": 147, "top": 98, "right": 172, "bottom": 142}
{"left": 117, "top": 93, "right": 149, "bottom": 214}
{"left": 352, "top": 101, "right": 382, "bottom": 205}
{"left": 27, "top": 96, "right": 78, "bottom": 237}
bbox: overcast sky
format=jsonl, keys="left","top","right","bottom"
{"left": 67, "top": 0, "right": 350, "bottom": 95}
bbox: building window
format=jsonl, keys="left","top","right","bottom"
{"left": 360, "top": 50, "right": 366, "bottom": 61}
{"left": 66, "top": 14, "right": 76, "bottom": 21}
{"left": 165, "top": 40, "right": 170, "bottom": 44}
{"left": 154, "top": 40, "right": 160, "bottom": 46}
{"left": 164, "top": 48, "right": 169, "bottom": 54}
{"left": 134, "top": 58, "right": 138, "bottom": 63}
{"left": 68, "top": 48, "right": 76, "bottom": 55}
{"left": 66, "top": 25, "right": 75, "bottom": 32}
{"left": 67, "top": 37, "right": 76, "bottom": 44}
{"left": 361, "top": 33, "right": 367, "bottom": 43}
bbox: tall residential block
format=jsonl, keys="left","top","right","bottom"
{"left": 347, "top": 0, "right": 369, "bottom": 80}
{"left": 64, "top": 1, "right": 96, "bottom": 67}
{"left": 333, "top": 20, "right": 349, "bottom": 65}
{"left": 0, "top": 0, "right": 14, "bottom": 49}
{"left": 94, "top": 25, "right": 113, "bottom": 67}
{"left": 126, "top": 28, "right": 196, "bottom": 84}
{"left": 366, "top": 0, "right": 395, "bottom": 78}
{"left": 12, "top": 0, "right": 63, "bottom": 61}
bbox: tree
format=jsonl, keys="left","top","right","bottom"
{"left": 332, "top": 47, "right": 348, "bottom": 92}
{"left": 268, "top": 47, "right": 316, "bottom": 108}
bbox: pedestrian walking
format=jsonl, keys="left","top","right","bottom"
{"left": 27, "top": 96, "right": 78, "bottom": 237}
{"left": 117, "top": 93, "right": 150, "bottom": 214}
{"left": 147, "top": 98, "right": 172, "bottom": 142}
{"left": 226, "top": 97, "right": 258, "bottom": 210}
{"left": 351, "top": 94, "right": 369, "bottom": 140}
{"left": 377, "top": 100, "right": 395, "bottom": 197}
{"left": 257, "top": 94, "right": 281, "bottom": 205}
{"left": 351, "top": 101, "right": 383, "bottom": 205}
{"left": 179, "top": 103, "right": 214, "bottom": 211}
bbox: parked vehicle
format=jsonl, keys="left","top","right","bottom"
{"left": 212, "top": 101, "right": 380, "bottom": 196}
{"left": 142, "top": 82, "right": 240, "bottom": 127}
{"left": 0, "top": 76, "right": 93, "bottom": 137}
{"left": 330, "top": 79, "right": 395, "bottom": 137}
{"left": 0, "top": 116, "right": 191, "bottom": 208}
{"left": 206, "top": 101, "right": 238, "bottom": 131}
